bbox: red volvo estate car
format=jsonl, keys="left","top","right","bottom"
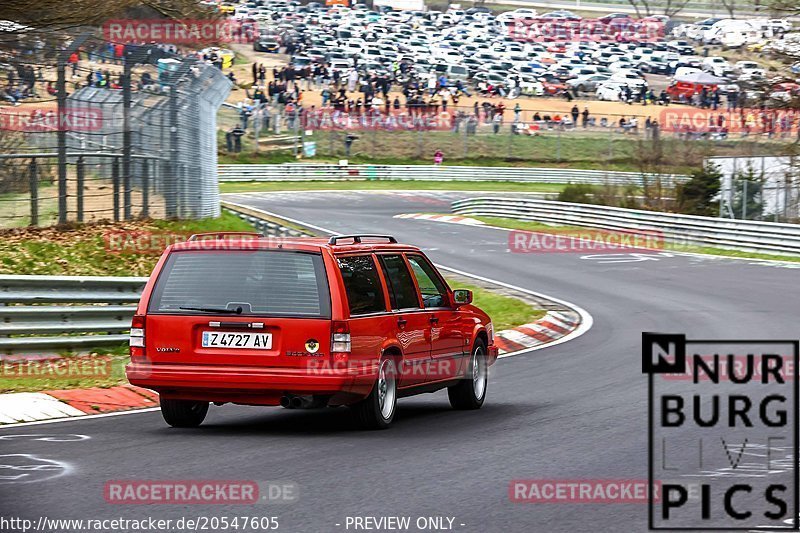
{"left": 127, "top": 233, "right": 498, "bottom": 429}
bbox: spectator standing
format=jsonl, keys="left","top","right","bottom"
{"left": 492, "top": 112, "right": 502, "bottom": 134}
{"left": 434, "top": 149, "right": 443, "bottom": 165}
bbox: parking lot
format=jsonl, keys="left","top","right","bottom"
{"left": 232, "top": 1, "right": 798, "bottom": 114}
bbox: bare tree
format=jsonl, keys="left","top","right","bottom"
{"left": 662, "top": 0, "right": 692, "bottom": 17}
{"left": 719, "top": 0, "right": 738, "bottom": 18}
{"left": 0, "top": 0, "right": 213, "bottom": 39}
{"left": 624, "top": 0, "right": 653, "bottom": 18}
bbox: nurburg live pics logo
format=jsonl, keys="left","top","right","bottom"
{"left": 642, "top": 332, "right": 800, "bottom": 530}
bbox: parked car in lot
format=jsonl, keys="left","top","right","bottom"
{"left": 596, "top": 80, "right": 626, "bottom": 101}
{"left": 567, "top": 73, "right": 611, "bottom": 93}
{"left": 242, "top": 1, "right": 783, "bottom": 109}
{"left": 127, "top": 233, "right": 498, "bottom": 430}
{"left": 253, "top": 36, "right": 281, "bottom": 53}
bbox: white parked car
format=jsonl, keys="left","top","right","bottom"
{"left": 609, "top": 71, "right": 647, "bottom": 89}
{"left": 702, "top": 56, "right": 732, "bottom": 77}
{"left": 596, "top": 81, "right": 626, "bottom": 101}
{"left": 519, "top": 77, "right": 545, "bottom": 96}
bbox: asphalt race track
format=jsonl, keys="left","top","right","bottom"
{"left": 3, "top": 190, "right": 800, "bottom": 532}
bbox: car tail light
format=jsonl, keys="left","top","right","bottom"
{"left": 129, "top": 314, "right": 146, "bottom": 361}
{"left": 331, "top": 320, "right": 350, "bottom": 365}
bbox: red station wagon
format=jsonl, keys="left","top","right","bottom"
{"left": 127, "top": 233, "right": 499, "bottom": 429}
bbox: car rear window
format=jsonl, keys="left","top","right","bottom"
{"left": 148, "top": 251, "right": 331, "bottom": 318}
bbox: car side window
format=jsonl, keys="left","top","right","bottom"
{"left": 337, "top": 255, "right": 386, "bottom": 315}
{"left": 406, "top": 255, "right": 448, "bottom": 309}
{"left": 378, "top": 255, "right": 421, "bottom": 310}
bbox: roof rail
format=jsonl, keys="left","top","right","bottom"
{"left": 187, "top": 232, "right": 262, "bottom": 241}
{"left": 328, "top": 234, "right": 398, "bottom": 245}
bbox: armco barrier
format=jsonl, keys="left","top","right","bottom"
{"left": 218, "top": 164, "right": 686, "bottom": 186}
{"left": 0, "top": 275, "right": 147, "bottom": 355}
{"left": 452, "top": 197, "right": 800, "bottom": 256}
{"left": 0, "top": 211, "right": 309, "bottom": 355}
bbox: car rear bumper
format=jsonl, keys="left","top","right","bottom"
{"left": 126, "top": 361, "right": 378, "bottom": 403}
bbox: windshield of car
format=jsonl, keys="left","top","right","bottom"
{"left": 148, "top": 250, "right": 331, "bottom": 318}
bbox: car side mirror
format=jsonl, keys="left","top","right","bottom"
{"left": 452, "top": 289, "right": 473, "bottom": 306}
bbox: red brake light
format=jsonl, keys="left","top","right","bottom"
{"left": 129, "top": 314, "right": 146, "bottom": 361}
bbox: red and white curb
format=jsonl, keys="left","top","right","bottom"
{"left": 0, "top": 385, "right": 158, "bottom": 425}
{"left": 494, "top": 310, "right": 581, "bottom": 356}
{"left": 394, "top": 213, "right": 485, "bottom": 226}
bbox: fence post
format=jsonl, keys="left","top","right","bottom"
{"left": 141, "top": 158, "right": 149, "bottom": 218}
{"left": 167, "top": 83, "right": 178, "bottom": 218}
{"left": 122, "top": 59, "right": 132, "bottom": 220}
{"left": 112, "top": 157, "right": 120, "bottom": 222}
{"left": 507, "top": 123, "right": 513, "bottom": 160}
{"left": 56, "top": 55, "right": 67, "bottom": 224}
{"left": 557, "top": 128, "right": 562, "bottom": 162}
{"left": 76, "top": 156, "right": 84, "bottom": 222}
{"left": 253, "top": 104, "right": 260, "bottom": 154}
{"left": 293, "top": 111, "right": 299, "bottom": 158}
{"left": 462, "top": 119, "right": 468, "bottom": 159}
{"left": 28, "top": 158, "right": 38, "bottom": 227}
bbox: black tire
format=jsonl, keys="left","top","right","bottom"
{"left": 448, "top": 339, "right": 488, "bottom": 410}
{"left": 353, "top": 357, "right": 397, "bottom": 429}
{"left": 160, "top": 397, "right": 209, "bottom": 428}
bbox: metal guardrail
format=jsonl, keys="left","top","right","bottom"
{"left": 0, "top": 275, "right": 147, "bottom": 354}
{"left": 0, "top": 210, "right": 312, "bottom": 355}
{"left": 221, "top": 205, "right": 313, "bottom": 237}
{"left": 452, "top": 197, "right": 800, "bottom": 256}
{"left": 218, "top": 164, "right": 687, "bottom": 187}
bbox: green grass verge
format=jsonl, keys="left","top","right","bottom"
{"left": 1, "top": 211, "right": 541, "bottom": 393}
{"left": 475, "top": 216, "right": 800, "bottom": 263}
{"left": 219, "top": 128, "right": 796, "bottom": 174}
{"left": 219, "top": 180, "right": 566, "bottom": 194}
{"left": 0, "top": 345, "right": 129, "bottom": 394}
{"left": 1, "top": 275, "right": 541, "bottom": 393}
{"left": 0, "top": 211, "right": 254, "bottom": 277}
{"left": 447, "top": 278, "right": 545, "bottom": 332}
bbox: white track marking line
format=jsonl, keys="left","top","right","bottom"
{"left": 0, "top": 202, "right": 594, "bottom": 428}
{"left": 223, "top": 200, "right": 593, "bottom": 357}
{"left": 0, "top": 408, "right": 161, "bottom": 430}
{"left": 435, "top": 265, "right": 594, "bottom": 359}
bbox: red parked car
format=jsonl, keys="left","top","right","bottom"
{"left": 127, "top": 233, "right": 498, "bottom": 429}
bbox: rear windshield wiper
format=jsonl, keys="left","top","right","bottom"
{"left": 178, "top": 306, "right": 243, "bottom": 314}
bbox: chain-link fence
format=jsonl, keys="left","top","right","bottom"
{"left": 217, "top": 102, "right": 798, "bottom": 173}
{"left": 0, "top": 34, "right": 231, "bottom": 228}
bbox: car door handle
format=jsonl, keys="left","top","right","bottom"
{"left": 397, "top": 318, "right": 407, "bottom": 327}
{"left": 429, "top": 316, "right": 439, "bottom": 324}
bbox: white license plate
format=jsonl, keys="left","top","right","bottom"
{"left": 201, "top": 331, "right": 273, "bottom": 349}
